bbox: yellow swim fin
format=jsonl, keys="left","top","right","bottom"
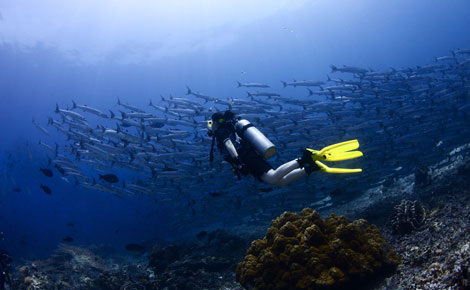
{"left": 306, "top": 139, "right": 363, "bottom": 161}
{"left": 305, "top": 140, "right": 363, "bottom": 174}
{"left": 315, "top": 161, "right": 362, "bottom": 174}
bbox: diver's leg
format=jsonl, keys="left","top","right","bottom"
{"left": 268, "top": 160, "right": 299, "bottom": 179}
{"left": 261, "top": 166, "right": 307, "bottom": 187}
{"left": 277, "top": 168, "right": 307, "bottom": 186}
{"left": 261, "top": 160, "right": 301, "bottom": 186}
{"left": 261, "top": 159, "right": 319, "bottom": 187}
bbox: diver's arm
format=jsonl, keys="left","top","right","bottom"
{"left": 223, "top": 138, "right": 239, "bottom": 159}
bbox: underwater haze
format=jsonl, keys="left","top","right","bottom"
{"left": 1, "top": 0, "right": 470, "bottom": 263}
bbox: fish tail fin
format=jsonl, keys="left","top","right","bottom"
{"left": 149, "top": 99, "right": 153, "bottom": 107}
{"left": 72, "top": 100, "right": 77, "bottom": 109}
{"left": 186, "top": 86, "right": 191, "bottom": 95}
{"left": 117, "top": 98, "right": 121, "bottom": 106}
{"left": 247, "top": 91, "right": 252, "bottom": 97}
{"left": 330, "top": 64, "right": 337, "bottom": 73}
{"left": 120, "top": 111, "right": 126, "bottom": 119}
{"left": 281, "top": 81, "right": 287, "bottom": 87}
{"left": 308, "top": 88, "right": 313, "bottom": 96}
{"left": 327, "top": 75, "right": 331, "bottom": 82}
{"left": 109, "top": 110, "right": 115, "bottom": 119}
{"left": 451, "top": 50, "right": 456, "bottom": 57}
{"left": 236, "top": 81, "right": 242, "bottom": 87}
{"left": 55, "top": 103, "right": 60, "bottom": 113}
{"left": 161, "top": 95, "right": 166, "bottom": 102}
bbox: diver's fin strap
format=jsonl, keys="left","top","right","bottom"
{"left": 306, "top": 139, "right": 363, "bottom": 162}
{"left": 315, "top": 161, "right": 362, "bottom": 174}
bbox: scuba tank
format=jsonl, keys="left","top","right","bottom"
{"left": 235, "top": 119, "right": 276, "bottom": 159}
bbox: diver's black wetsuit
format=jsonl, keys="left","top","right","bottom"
{"left": 213, "top": 118, "right": 273, "bottom": 180}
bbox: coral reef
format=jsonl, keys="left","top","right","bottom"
{"left": 390, "top": 200, "right": 427, "bottom": 235}
{"left": 377, "top": 185, "right": 470, "bottom": 289}
{"left": 147, "top": 229, "right": 249, "bottom": 289}
{"left": 10, "top": 244, "right": 146, "bottom": 290}
{"left": 235, "top": 208, "right": 401, "bottom": 290}
{"left": 415, "top": 166, "right": 433, "bottom": 188}
{"left": 7, "top": 159, "right": 470, "bottom": 290}
{"left": 10, "top": 230, "right": 249, "bottom": 290}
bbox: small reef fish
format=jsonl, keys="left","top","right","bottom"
{"left": 40, "top": 184, "right": 52, "bottom": 194}
{"left": 39, "top": 168, "right": 53, "bottom": 177}
{"left": 99, "top": 174, "right": 119, "bottom": 183}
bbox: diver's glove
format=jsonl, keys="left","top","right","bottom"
{"left": 233, "top": 156, "right": 249, "bottom": 175}
{"left": 228, "top": 156, "right": 249, "bottom": 176}
{"left": 300, "top": 139, "right": 363, "bottom": 174}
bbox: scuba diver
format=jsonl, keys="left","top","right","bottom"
{"left": 208, "top": 110, "right": 363, "bottom": 187}
{"left": 0, "top": 250, "right": 12, "bottom": 290}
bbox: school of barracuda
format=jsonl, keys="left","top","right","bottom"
{"left": 34, "top": 49, "right": 470, "bottom": 231}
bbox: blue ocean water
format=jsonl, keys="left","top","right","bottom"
{"left": 0, "top": 0, "right": 469, "bottom": 262}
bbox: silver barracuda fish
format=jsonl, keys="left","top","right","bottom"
{"left": 117, "top": 98, "right": 146, "bottom": 113}
{"left": 236, "top": 81, "right": 270, "bottom": 88}
{"left": 281, "top": 80, "right": 324, "bottom": 87}
{"left": 72, "top": 100, "right": 108, "bottom": 118}
{"left": 55, "top": 104, "right": 86, "bottom": 121}
{"left": 186, "top": 86, "right": 216, "bottom": 102}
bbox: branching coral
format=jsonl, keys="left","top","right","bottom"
{"left": 390, "top": 200, "right": 427, "bottom": 235}
{"left": 236, "top": 208, "right": 401, "bottom": 290}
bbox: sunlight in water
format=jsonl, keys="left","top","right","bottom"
{"left": 0, "top": 0, "right": 307, "bottom": 63}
